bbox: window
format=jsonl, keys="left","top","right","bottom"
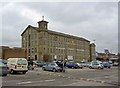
{"left": 35, "top": 55, "right": 37, "bottom": 60}
{"left": 17, "top": 60, "right": 27, "bottom": 65}
{"left": 50, "top": 48, "right": 52, "bottom": 53}
{"left": 32, "top": 48, "right": 34, "bottom": 53}
{"left": 29, "top": 49, "right": 30, "bottom": 53}
{"left": 51, "top": 64, "right": 55, "bottom": 66}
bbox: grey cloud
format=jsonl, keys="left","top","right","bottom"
{"left": 1, "top": 2, "right": 118, "bottom": 53}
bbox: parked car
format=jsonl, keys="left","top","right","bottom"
{"left": 0, "top": 61, "right": 9, "bottom": 76}
{"left": 108, "top": 61, "right": 113, "bottom": 66}
{"left": 7, "top": 58, "right": 28, "bottom": 74}
{"left": 33, "top": 61, "right": 46, "bottom": 67}
{"left": 102, "top": 62, "right": 111, "bottom": 68}
{"left": 42, "top": 63, "right": 65, "bottom": 72}
{"left": 112, "top": 62, "right": 119, "bottom": 66}
{"left": 89, "top": 62, "right": 103, "bottom": 69}
{"left": 66, "top": 62, "right": 79, "bottom": 69}
{"left": 79, "top": 62, "right": 87, "bottom": 67}
{"left": 86, "top": 62, "right": 91, "bottom": 67}
{"left": 76, "top": 63, "right": 83, "bottom": 69}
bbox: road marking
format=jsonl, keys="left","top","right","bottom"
{"left": 58, "top": 75, "right": 61, "bottom": 76}
{"left": 9, "top": 75, "right": 26, "bottom": 77}
{"left": 94, "top": 80, "right": 104, "bottom": 83}
{"left": 16, "top": 79, "right": 55, "bottom": 85}
{"left": 53, "top": 74, "right": 56, "bottom": 76}
{"left": 16, "top": 81, "right": 32, "bottom": 85}
{"left": 62, "top": 76, "right": 65, "bottom": 77}
{"left": 101, "top": 81, "right": 105, "bottom": 83}
{"left": 68, "top": 77, "right": 71, "bottom": 78}
{"left": 49, "top": 74, "right": 52, "bottom": 75}
{"left": 87, "top": 79, "right": 92, "bottom": 81}
{"left": 44, "top": 79, "right": 55, "bottom": 82}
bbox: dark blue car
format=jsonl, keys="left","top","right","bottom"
{"left": 102, "top": 62, "right": 111, "bottom": 68}
{"left": 66, "top": 62, "right": 79, "bottom": 69}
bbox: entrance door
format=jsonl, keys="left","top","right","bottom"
{"left": 35, "top": 55, "right": 37, "bottom": 60}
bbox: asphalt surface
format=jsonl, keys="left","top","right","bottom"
{"left": 1, "top": 66, "right": 119, "bottom": 86}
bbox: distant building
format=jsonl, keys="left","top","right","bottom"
{"left": 21, "top": 18, "right": 95, "bottom": 62}
{"left": 96, "top": 52, "right": 118, "bottom": 61}
{"left": 0, "top": 46, "right": 27, "bottom": 60}
{"left": 90, "top": 43, "right": 96, "bottom": 61}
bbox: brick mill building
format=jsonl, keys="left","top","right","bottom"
{"left": 21, "top": 18, "right": 95, "bottom": 62}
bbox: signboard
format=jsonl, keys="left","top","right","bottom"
{"left": 68, "top": 56, "right": 73, "bottom": 60}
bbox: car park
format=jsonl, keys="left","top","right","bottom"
{"left": 66, "top": 62, "right": 79, "bottom": 69}
{"left": 42, "top": 63, "right": 65, "bottom": 72}
{"left": 102, "top": 62, "right": 111, "bottom": 68}
{"left": 0, "top": 61, "right": 9, "bottom": 76}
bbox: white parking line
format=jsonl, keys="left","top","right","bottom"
{"left": 16, "top": 81, "right": 32, "bottom": 84}
{"left": 16, "top": 79, "right": 55, "bottom": 85}
{"left": 44, "top": 79, "right": 55, "bottom": 82}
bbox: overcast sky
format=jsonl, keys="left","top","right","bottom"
{"left": 1, "top": 1, "right": 118, "bottom": 54}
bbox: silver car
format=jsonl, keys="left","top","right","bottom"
{"left": 89, "top": 62, "right": 103, "bottom": 69}
{"left": 76, "top": 63, "right": 83, "bottom": 69}
{"left": 42, "top": 63, "right": 65, "bottom": 72}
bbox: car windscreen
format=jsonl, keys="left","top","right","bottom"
{"left": 17, "top": 60, "right": 27, "bottom": 65}
{"left": 0, "top": 61, "right": 5, "bottom": 66}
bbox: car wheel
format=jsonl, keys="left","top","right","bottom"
{"left": 42, "top": 67, "right": 45, "bottom": 71}
{"left": 72, "top": 67, "right": 74, "bottom": 69}
{"left": 63, "top": 70, "right": 65, "bottom": 72}
{"left": 32, "top": 67, "right": 34, "bottom": 70}
{"left": 53, "top": 68, "right": 56, "bottom": 72}
{"left": 2, "top": 74, "right": 7, "bottom": 76}
{"left": 98, "top": 67, "right": 102, "bottom": 69}
{"left": 89, "top": 66, "right": 92, "bottom": 69}
{"left": 80, "top": 67, "right": 83, "bottom": 69}
{"left": 23, "top": 72, "right": 26, "bottom": 74}
{"left": 10, "top": 69, "right": 14, "bottom": 74}
{"left": 108, "top": 67, "right": 111, "bottom": 69}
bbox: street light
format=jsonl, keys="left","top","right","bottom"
{"left": 93, "top": 39, "right": 96, "bottom": 60}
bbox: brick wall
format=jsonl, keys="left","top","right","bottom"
{"left": 1, "top": 46, "right": 27, "bottom": 60}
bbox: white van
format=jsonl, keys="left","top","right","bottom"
{"left": 7, "top": 58, "right": 28, "bottom": 74}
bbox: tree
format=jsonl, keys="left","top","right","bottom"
{"left": 43, "top": 54, "right": 52, "bottom": 62}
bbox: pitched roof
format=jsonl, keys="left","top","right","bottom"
{"left": 21, "top": 25, "right": 90, "bottom": 42}
{"left": 21, "top": 25, "right": 37, "bottom": 36}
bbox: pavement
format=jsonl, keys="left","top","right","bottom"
{"left": 1, "top": 66, "right": 119, "bottom": 86}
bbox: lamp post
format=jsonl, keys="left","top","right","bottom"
{"left": 93, "top": 39, "right": 96, "bottom": 60}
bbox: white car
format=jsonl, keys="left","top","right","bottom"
{"left": 89, "top": 62, "right": 103, "bottom": 69}
{"left": 76, "top": 63, "right": 83, "bottom": 69}
{"left": 112, "top": 62, "right": 119, "bottom": 66}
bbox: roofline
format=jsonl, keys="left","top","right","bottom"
{"left": 38, "top": 29, "right": 90, "bottom": 42}
{"left": 38, "top": 20, "right": 48, "bottom": 23}
{"left": 21, "top": 25, "right": 37, "bottom": 36}
{"left": 48, "top": 30, "right": 90, "bottom": 42}
{"left": 21, "top": 26, "right": 90, "bottom": 42}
